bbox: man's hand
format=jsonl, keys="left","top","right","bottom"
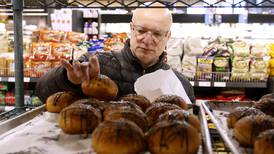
{"left": 61, "top": 55, "right": 100, "bottom": 85}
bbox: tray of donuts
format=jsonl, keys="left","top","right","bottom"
{"left": 200, "top": 93, "right": 274, "bottom": 154}
{"left": 41, "top": 74, "right": 207, "bottom": 154}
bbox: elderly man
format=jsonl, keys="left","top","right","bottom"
{"left": 35, "top": 8, "right": 195, "bottom": 103}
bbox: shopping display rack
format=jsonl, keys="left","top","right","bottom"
{"left": 199, "top": 100, "right": 256, "bottom": 154}
{"left": 199, "top": 101, "right": 234, "bottom": 154}
{"left": 186, "top": 71, "right": 268, "bottom": 88}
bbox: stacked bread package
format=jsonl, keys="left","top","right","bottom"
{"left": 25, "top": 30, "right": 87, "bottom": 77}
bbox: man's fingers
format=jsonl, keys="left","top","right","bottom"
{"left": 73, "top": 61, "right": 83, "bottom": 78}
{"left": 63, "top": 55, "right": 100, "bottom": 83}
{"left": 80, "top": 62, "right": 90, "bottom": 82}
{"left": 89, "top": 55, "right": 100, "bottom": 78}
{"left": 61, "top": 60, "right": 73, "bottom": 72}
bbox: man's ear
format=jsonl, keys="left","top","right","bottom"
{"left": 167, "top": 31, "right": 171, "bottom": 40}
{"left": 130, "top": 22, "right": 133, "bottom": 31}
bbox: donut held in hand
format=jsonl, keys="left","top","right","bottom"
{"left": 81, "top": 74, "right": 118, "bottom": 101}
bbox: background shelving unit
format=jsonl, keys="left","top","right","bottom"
{"left": 82, "top": 9, "right": 101, "bottom": 40}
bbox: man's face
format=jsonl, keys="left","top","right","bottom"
{"left": 130, "top": 16, "right": 170, "bottom": 68}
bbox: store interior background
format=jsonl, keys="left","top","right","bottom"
{"left": 0, "top": 1, "right": 273, "bottom": 113}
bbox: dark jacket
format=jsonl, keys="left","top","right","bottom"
{"left": 35, "top": 40, "right": 195, "bottom": 103}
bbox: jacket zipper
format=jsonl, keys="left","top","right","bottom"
{"left": 143, "top": 69, "right": 146, "bottom": 75}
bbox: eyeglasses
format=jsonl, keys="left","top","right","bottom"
{"left": 131, "top": 23, "right": 169, "bottom": 44}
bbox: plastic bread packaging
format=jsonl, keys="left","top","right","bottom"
{"left": 167, "top": 55, "right": 182, "bottom": 72}
{"left": 250, "top": 44, "right": 268, "bottom": 58}
{"left": 39, "top": 30, "right": 64, "bottom": 43}
{"left": 196, "top": 56, "right": 214, "bottom": 80}
{"left": 0, "top": 54, "right": 6, "bottom": 76}
{"left": 232, "top": 41, "right": 250, "bottom": 57}
{"left": 51, "top": 43, "right": 73, "bottom": 60}
{"left": 249, "top": 57, "right": 270, "bottom": 81}
{"left": 31, "top": 42, "right": 52, "bottom": 60}
{"left": 183, "top": 37, "right": 203, "bottom": 56}
{"left": 167, "top": 38, "right": 183, "bottom": 56}
{"left": 231, "top": 57, "right": 250, "bottom": 81}
{"left": 64, "top": 32, "right": 87, "bottom": 44}
{"left": 213, "top": 56, "right": 231, "bottom": 80}
{"left": 31, "top": 60, "right": 52, "bottom": 77}
{"left": 232, "top": 57, "right": 250, "bottom": 71}
{"left": 182, "top": 55, "right": 196, "bottom": 79}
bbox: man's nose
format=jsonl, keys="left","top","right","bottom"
{"left": 142, "top": 31, "right": 155, "bottom": 44}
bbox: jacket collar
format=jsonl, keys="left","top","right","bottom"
{"left": 121, "top": 39, "right": 168, "bottom": 73}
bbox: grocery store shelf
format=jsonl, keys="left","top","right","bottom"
{"left": 0, "top": 76, "right": 267, "bottom": 87}
{"left": 187, "top": 71, "right": 268, "bottom": 88}
{"left": 189, "top": 81, "right": 267, "bottom": 88}
{"left": 0, "top": 77, "right": 39, "bottom": 83}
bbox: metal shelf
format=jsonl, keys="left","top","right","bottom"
{"left": 1, "top": 0, "right": 274, "bottom": 9}
{"left": 187, "top": 72, "right": 268, "bottom": 88}
{"left": 0, "top": 77, "right": 39, "bottom": 83}
{"left": 0, "top": 7, "right": 47, "bottom": 16}
{"left": 189, "top": 80, "right": 267, "bottom": 88}
{"left": 0, "top": 76, "right": 267, "bottom": 88}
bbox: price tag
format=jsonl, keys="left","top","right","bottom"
{"left": 24, "top": 77, "right": 30, "bottom": 82}
{"left": 5, "top": 106, "right": 14, "bottom": 111}
{"left": 198, "top": 82, "right": 211, "bottom": 87}
{"left": 190, "top": 81, "right": 194, "bottom": 86}
{"left": 214, "top": 82, "right": 226, "bottom": 87}
{"left": 8, "top": 77, "right": 15, "bottom": 82}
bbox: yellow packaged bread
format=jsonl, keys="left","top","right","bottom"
{"left": 268, "top": 43, "right": 274, "bottom": 58}
{"left": 269, "top": 59, "right": 274, "bottom": 68}
{"left": 269, "top": 69, "right": 274, "bottom": 76}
